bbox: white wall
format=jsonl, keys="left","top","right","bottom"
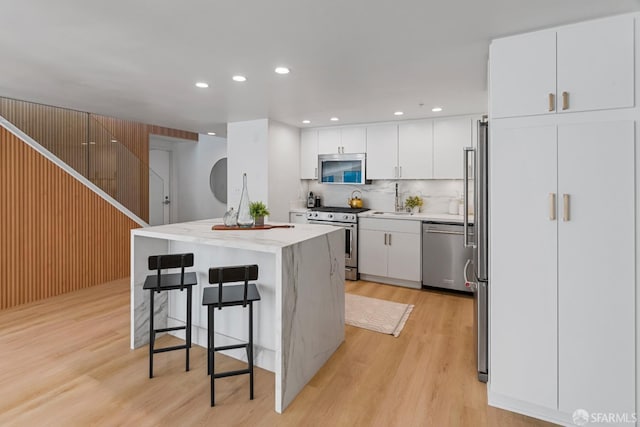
{"left": 175, "top": 133, "right": 227, "bottom": 221}
{"left": 227, "top": 119, "right": 269, "bottom": 211}
{"left": 227, "top": 118, "right": 301, "bottom": 222}
{"left": 268, "top": 120, "right": 301, "bottom": 221}
{"left": 149, "top": 134, "right": 227, "bottom": 223}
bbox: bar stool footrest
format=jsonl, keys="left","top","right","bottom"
{"left": 153, "top": 344, "right": 188, "bottom": 354}
{"left": 214, "top": 343, "right": 249, "bottom": 352}
{"left": 214, "top": 368, "right": 251, "bottom": 379}
{"left": 155, "top": 325, "right": 187, "bottom": 333}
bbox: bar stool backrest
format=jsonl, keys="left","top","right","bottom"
{"left": 209, "top": 264, "right": 259, "bottom": 309}
{"left": 148, "top": 253, "right": 195, "bottom": 290}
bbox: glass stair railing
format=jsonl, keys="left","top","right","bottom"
{"left": 0, "top": 96, "right": 150, "bottom": 221}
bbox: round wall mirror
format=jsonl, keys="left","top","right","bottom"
{"left": 209, "top": 158, "right": 227, "bottom": 203}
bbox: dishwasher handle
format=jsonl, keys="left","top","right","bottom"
{"left": 424, "top": 229, "right": 465, "bottom": 236}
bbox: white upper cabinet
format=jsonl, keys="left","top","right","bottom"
{"left": 300, "top": 129, "right": 319, "bottom": 179}
{"left": 490, "top": 14, "right": 635, "bottom": 118}
{"left": 490, "top": 30, "right": 556, "bottom": 118}
{"left": 340, "top": 127, "right": 366, "bottom": 153}
{"left": 318, "top": 128, "right": 341, "bottom": 154}
{"left": 398, "top": 120, "right": 433, "bottom": 179}
{"left": 556, "top": 15, "right": 634, "bottom": 113}
{"left": 318, "top": 126, "right": 366, "bottom": 154}
{"left": 433, "top": 117, "right": 472, "bottom": 179}
{"left": 366, "top": 124, "right": 398, "bottom": 180}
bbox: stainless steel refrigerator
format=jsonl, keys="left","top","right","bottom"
{"left": 463, "top": 117, "right": 488, "bottom": 383}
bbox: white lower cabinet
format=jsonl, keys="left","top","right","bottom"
{"left": 359, "top": 218, "right": 421, "bottom": 288}
{"left": 490, "top": 120, "right": 635, "bottom": 421}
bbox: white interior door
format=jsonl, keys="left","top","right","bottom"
{"left": 489, "top": 124, "right": 558, "bottom": 409}
{"left": 557, "top": 121, "right": 635, "bottom": 415}
{"left": 149, "top": 149, "right": 171, "bottom": 225}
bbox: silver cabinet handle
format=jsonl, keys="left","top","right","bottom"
{"left": 384, "top": 233, "right": 387, "bottom": 245}
{"left": 562, "top": 91, "right": 569, "bottom": 110}
{"left": 549, "top": 193, "right": 556, "bottom": 221}
{"left": 388, "top": 233, "right": 392, "bottom": 245}
{"left": 563, "top": 194, "right": 570, "bottom": 221}
{"left": 314, "top": 167, "right": 318, "bottom": 179}
{"left": 548, "top": 93, "right": 555, "bottom": 112}
{"left": 399, "top": 166, "right": 402, "bottom": 177}
{"left": 426, "top": 229, "right": 464, "bottom": 235}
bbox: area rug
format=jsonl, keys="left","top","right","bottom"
{"left": 345, "top": 293, "right": 414, "bottom": 337}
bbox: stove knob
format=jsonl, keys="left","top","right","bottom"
{"left": 313, "top": 213, "right": 318, "bottom": 217}
{"left": 343, "top": 214, "right": 348, "bottom": 220}
{"left": 328, "top": 214, "right": 333, "bottom": 219}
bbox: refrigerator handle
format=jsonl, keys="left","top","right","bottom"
{"left": 463, "top": 147, "right": 476, "bottom": 248}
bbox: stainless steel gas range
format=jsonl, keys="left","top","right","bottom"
{"left": 306, "top": 206, "right": 369, "bottom": 280}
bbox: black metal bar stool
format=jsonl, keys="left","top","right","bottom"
{"left": 202, "top": 264, "right": 261, "bottom": 407}
{"left": 144, "top": 253, "right": 197, "bottom": 378}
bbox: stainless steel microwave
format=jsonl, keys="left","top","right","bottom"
{"left": 318, "top": 153, "right": 368, "bottom": 184}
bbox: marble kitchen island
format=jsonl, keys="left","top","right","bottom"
{"left": 130, "top": 219, "right": 345, "bottom": 413}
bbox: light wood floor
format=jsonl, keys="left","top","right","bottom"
{"left": 0, "top": 278, "right": 554, "bottom": 427}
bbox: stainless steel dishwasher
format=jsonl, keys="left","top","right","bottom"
{"left": 422, "top": 221, "right": 474, "bottom": 292}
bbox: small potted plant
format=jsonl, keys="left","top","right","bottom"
{"left": 249, "top": 201, "right": 270, "bottom": 226}
{"left": 405, "top": 195, "right": 423, "bottom": 214}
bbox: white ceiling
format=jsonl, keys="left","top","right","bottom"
{"left": 0, "top": 0, "right": 638, "bottom": 137}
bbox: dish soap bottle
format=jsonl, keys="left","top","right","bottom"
{"left": 236, "top": 173, "right": 254, "bottom": 227}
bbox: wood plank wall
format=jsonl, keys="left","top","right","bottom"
{"left": 0, "top": 98, "right": 198, "bottom": 222}
{"left": 0, "top": 126, "right": 140, "bottom": 309}
{"left": 0, "top": 98, "right": 199, "bottom": 309}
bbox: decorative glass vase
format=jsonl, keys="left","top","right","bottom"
{"left": 236, "top": 173, "right": 254, "bottom": 227}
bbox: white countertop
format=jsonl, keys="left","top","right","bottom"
{"left": 132, "top": 218, "right": 339, "bottom": 253}
{"left": 358, "top": 211, "right": 473, "bottom": 223}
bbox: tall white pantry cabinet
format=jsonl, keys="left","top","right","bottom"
{"left": 488, "top": 13, "right": 639, "bottom": 426}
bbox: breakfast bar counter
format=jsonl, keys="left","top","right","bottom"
{"left": 130, "top": 219, "right": 345, "bottom": 413}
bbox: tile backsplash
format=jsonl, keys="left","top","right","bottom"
{"left": 301, "top": 179, "right": 474, "bottom": 214}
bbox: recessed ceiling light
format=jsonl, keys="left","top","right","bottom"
{"left": 275, "top": 67, "right": 290, "bottom": 74}
{"left": 394, "top": 111, "right": 404, "bottom": 116}
{"left": 302, "top": 120, "right": 311, "bottom": 124}
{"left": 432, "top": 107, "right": 443, "bottom": 112}
{"left": 207, "top": 132, "right": 216, "bottom": 136}
{"left": 195, "top": 82, "right": 209, "bottom": 88}
{"left": 232, "top": 75, "right": 247, "bottom": 82}
{"left": 330, "top": 117, "right": 339, "bottom": 121}
{"left": 110, "top": 139, "right": 117, "bottom": 143}
{"left": 89, "top": 141, "right": 96, "bottom": 145}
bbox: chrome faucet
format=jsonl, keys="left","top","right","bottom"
{"left": 395, "top": 183, "right": 404, "bottom": 212}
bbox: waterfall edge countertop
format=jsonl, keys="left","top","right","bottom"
{"left": 132, "top": 218, "right": 339, "bottom": 252}
{"left": 130, "top": 218, "right": 345, "bottom": 414}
